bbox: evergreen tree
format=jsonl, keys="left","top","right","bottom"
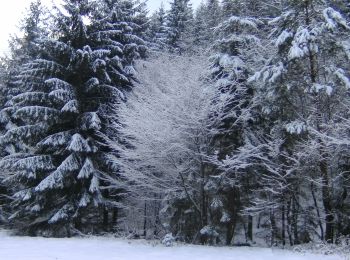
{"left": 221, "top": 0, "right": 282, "bottom": 18}
{"left": 250, "top": 0, "right": 350, "bottom": 243}
{"left": 0, "top": 1, "right": 48, "bottom": 226}
{"left": 192, "top": 3, "right": 208, "bottom": 48}
{"left": 0, "top": 0, "right": 47, "bottom": 154}
{"left": 0, "top": 0, "right": 144, "bottom": 236}
{"left": 221, "top": 0, "right": 240, "bottom": 18}
{"left": 192, "top": 0, "right": 222, "bottom": 49}
{"left": 6, "top": 0, "right": 47, "bottom": 68}
{"left": 166, "top": 0, "right": 194, "bottom": 53}
{"left": 149, "top": 3, "right": 169, "bottom": 50}
{"left": 0, "top": 67, "right": 8, "bottom": 225}
{"left": 126, "top": 0, "right": 150, "bottom": 46}
{"left": 206, "top": 14, "right": 262, "bottom": 245}
{"left": 205, "top": 0, "right": 222, "bottom": 31}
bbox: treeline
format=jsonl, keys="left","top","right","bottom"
{"left": 0, "top": 0, "right": 350, "bottom": 248}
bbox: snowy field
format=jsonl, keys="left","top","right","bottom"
{"left": 0, "top": 230, "right": 346, "bottom": 260}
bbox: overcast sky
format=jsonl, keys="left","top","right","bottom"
{"left": 0, "top": 0, "right": 202, "bottom": 56}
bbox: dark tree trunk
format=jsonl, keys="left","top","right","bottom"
{"left": 226, "top": 220, "right": 236, "bottom": 245}
{"left": 311, "top": 182, "right": 324, "bottom": 240}
{"left": 225, "top": 188, "right": 240, "bottom": 245}
{"left": 112, "top": 207, "right": 118, "bottom": 228}
{"left": 282, "top": 203, "right": 285, "bottom": 246}
{"left": 247, "top": 215, "right": 253, "bottom": 242}
{"left": 143, "top": 202, "right": 147, "bottom": 237}
{"left": 103, "top": 207, "right": 109, "bottom": 231}
{"left": 292, "top": 197, "right": 299, "bottom": 245}
{"left": 102, "top": 190, "right": 109, "bottom": 231}
{"left": 287, "top": 198, "right": 293, "bottom": 246}
{"left": 153, "top": 198, "right": 161, "bottom": 236}
{"left": 319, "top": 147, "right": 334, "bottom": 243}
{"left": 200, "top": 164, "right": 207, "bottom": 227}
{"left": 270, "top": 210, "right": 278, "bottom": 246}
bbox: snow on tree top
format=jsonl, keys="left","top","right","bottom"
{"left": 61, "top": 100, "right": 79, "bottom": 113}
{"left": 68, "top": 133, "right": 92, "bottom": 153}
{"left": 78, "top": 157, "right": 95, "bottom": 179}
{"left": 80, "top": 112, "right": 101, "bottom": 131}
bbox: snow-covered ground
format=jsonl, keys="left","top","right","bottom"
{"left": 0, "top": 230, "right": 346, "bottom": 260}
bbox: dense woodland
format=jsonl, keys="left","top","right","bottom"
{"left": 0, "top": 0, "right": 349, "bottom": 248}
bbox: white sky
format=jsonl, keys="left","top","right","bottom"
{"left": 0, "top": 0, "right": 202, "bottom": 56}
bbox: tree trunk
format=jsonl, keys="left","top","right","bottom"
{"left": 311, "top": 182, "right": 324, "bottom": 240}
{"left": 102, "top": 190, "right": 109, "bottom": 231}
{"left": 270, "top": 210, "right": 278, "bottom": 246}
{"left": 143, "top": 202, "right": 147, "bottom": 237}
{"left": 287, "top": 198, "right": 293, "bottom": 246}
{"left": 200, "top": 162, "right": 208, "bottom": 227}
{"left": 226, "top": 220, "right": 236, "bottom": 245}
{"left": 103, "top": 207, "right": 109, "bottom": 231}
{"left": 282, "top": 203, "right": 285, "bottom": 246}
{"left": 319, "top": 144, "right": 334, "bottom": 243}
{"left": 247, "top": 215, "right": 253, "bottom": 242}
{"left": 292, "top": 197, "right": 299, "bottom": 245}
{"left": 112, "top": 207, "right": 118, "bottom": 228}
{"left": 153, "top": 198, "right": 161, "bottom": 236}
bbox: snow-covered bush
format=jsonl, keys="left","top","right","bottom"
{"left": 162, "top": 233, "right": 175, "bottom": 247}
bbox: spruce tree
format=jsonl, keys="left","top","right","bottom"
{"left": 206, "top": 14, "right": 262, "bottom": 245}
{"left": 221, "top": 0, "right": 240, "bottom": 18}
{"left": 149, "top": 4, "right": 169, "bottom": 51}
{"left": 192, "top": 0, "right": 222, "bottom": 49}
{"left": 0, "top": 1, "right": 47, "bottom": 226}
{"left": 250, "top": 0, "right": 350, "bottom": 243}
{"left": 205, "top": 0, "right": 222, "bottom": 34}
{"left": 0, "top": 0, "right": 47, "bottom": 154}
{"left": 166, "top": 0, "right": 193, "bottom": 53}
{"left": 0, "top": 0, "right": 144, "bottom": 236}
{"left": 192, "top": 3, "right": 208, "bottom": 48}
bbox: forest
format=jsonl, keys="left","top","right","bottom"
{"left": 0, "top": 0, "right": 349, "bottom": 250}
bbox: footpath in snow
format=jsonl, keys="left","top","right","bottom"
{"left": 0, "top": 230, "right": 345, "bottom": 260}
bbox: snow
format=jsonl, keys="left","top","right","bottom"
{"left": 224, "top": 16, "right": 258, "bottom": 30}
{"left": 310, "top": 83, "right": 333, "bottom": 95}
{"left": 0, "top": 230, "right": 344, "bottom": 260}
{"left": 275, "top": 30, "right": 293, "bottom": 47}
{"left": 48, "top": 204, "right": 72, "bottom": 224}
{"left": 89, "top": 175, "right": 100, "bottom": 193}
{"left": 68, "top": 133, "right": 91, "bottom": 152}
{"left": 335, "top": 69, "right": 350, "bottom": 89}
{"left": 323, "top": 7, "right": 350, "bottom": 31}
{"left": 61, "top": 100, "right": 79, "bottom": 113}
{"left": 288, "top": 27, "right": 319, "bottom": 60}
{"left": 117, "top": 54, "right": 211, "bottom": 194}
{"left": 35, "top": 154, "right": 80, "bottom": 192}
{"left": 78, "top": 158, "right": 94, "bottom": 179}
{"left": 285, "top": 121, "right": 307, "bottom": 135}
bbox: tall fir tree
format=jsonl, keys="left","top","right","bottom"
{"left": 0, "top": 0, "right": 48, "bottom": 225}
{"left": 192, "top": 0, "right": 222, "bottom": 49}
{"left": 250, "top": 0, "right": 350, "bottom": 243}
{"left": 166, "top": 0, "right": 194, "bottom": 53}
{"left": 149, "top": 3, "right": 169, "bottom": 50}
{"left": 0, "top": 0, "right": 145, "bottom": 236}
{"left": 206, "top": 14, "right": 262, "bottom": 245}
{"left": 192, "top": 3, "right": 208, "bottom": 48}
